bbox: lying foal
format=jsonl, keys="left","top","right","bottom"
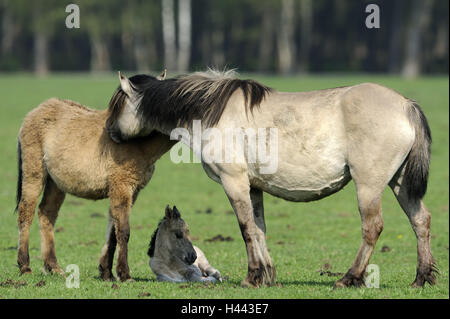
{"left": 148, "top": 206, "right": 222, "bottom": 283}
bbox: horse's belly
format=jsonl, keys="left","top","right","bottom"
{"left": 249, "top": 151, "right": 351, "bottom": 202}
{"left": 44, "top": 147, "right": 109, "bottom": 200}
{"left": 253, "top": 166, "right": 351, "bottom": 202}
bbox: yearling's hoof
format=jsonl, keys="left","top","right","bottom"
{"left": 19, "top": 266, "right": 32, "bottom": 275}
{"left": 241, "top": 278, "right": 258, "bottom": 288}
{"left": 43, "top": 264, "right": 65, "bottom": 276}
{"left": 121, "top": 278, "right": 134, "bottom": 283}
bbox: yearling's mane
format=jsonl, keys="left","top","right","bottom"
{"left": 147, "top": 217, "right": 166, "bottom": 258}
{"left": 108, "top": 69, "right": 272, "bottom": 129}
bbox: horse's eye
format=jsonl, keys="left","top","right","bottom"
{"left": 175, "top": 231, "right": 183, "bottom": 239}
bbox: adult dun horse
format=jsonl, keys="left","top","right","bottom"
{"left": 106, "top": 69, "right": 435, "bottom": 288}
{"left": 15, "top": 71, "right": 176, "bottom": 281}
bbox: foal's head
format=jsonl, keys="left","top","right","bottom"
{"left": 106, "top": 70, "right": 166, "bottom": 143}
{"left": 147, "top": 205, "right": 197, "bottom": 265}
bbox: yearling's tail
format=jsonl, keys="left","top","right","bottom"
{"left": 15, "top": 139, "right": 23, "bottom": 212}
{"left": 404, "top": 100, "right": 432, "bottom": 200}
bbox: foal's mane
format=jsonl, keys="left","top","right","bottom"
{"left": 147, "top": 217, "right": 166, "bottom": 258}
{"left": 108, "top": 69, "right": 272, "bottom": 129}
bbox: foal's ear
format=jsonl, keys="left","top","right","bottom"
{"left": 157, "top": 69, "right": 167, "bottom": 81}
{"left": 118, "top": 71, "right": 135, "bottom": 96}
{"left": 172, "top": 206, "right": 181, "bottom": 218}
{"left": 165, "top": 204, "right": 173, "bottom": 219}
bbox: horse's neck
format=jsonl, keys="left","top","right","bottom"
{"left": 138, "top": 132, "right": 177, "bottom": 157}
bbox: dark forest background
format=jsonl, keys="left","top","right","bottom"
{"left": 0, "top": 0, "right": 448, "bottom": 77}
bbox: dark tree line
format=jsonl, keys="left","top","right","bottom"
{"left": 0, "top": 0, "right": 448, "bottom": 77}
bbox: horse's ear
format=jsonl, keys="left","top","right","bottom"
{"left": 118, "top": 71, "right": 135, "bottom": 96}
{"left": 157, "top": 69, "right": 167, "bottom": 81}
{"left": 165, "top": 204, "right": 172, "bottom": 219}
{"left": 172, "top": 206, "right": 181, "bottom": 218}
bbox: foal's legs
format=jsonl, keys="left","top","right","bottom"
{"left": 98, "top": 213, "right": 117, "bottom": 281}
{"left": 334, "top": 185, "right": 384, "bottom": 288}
{"left": 38, "top": 178, "right": 65, "bottom": 274}
{"left": 109, "top": 186, "right": 133, "bottom": 282}
{"left": 221, "top": 174, "right": 275, "bottom": 287}
{"left": 17, "top": 145, "right": 46, "bottom": 274}
{"left": 389, "top": 170, "right": 437, "bottom": 287}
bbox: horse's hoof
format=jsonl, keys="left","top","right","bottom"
{"left": 19, "top": 267, "right": 32, "bottom": 275}
{"left": 333, "top": 280, "right": 347, "bottom": 289}
{"left": 122, "top": 278, "right": 134, "bottom": 283}
{"left": 51, "top": 268, "right": 66, "bottom": 276}
{"left": 334, "top": 275, "right": 365, "bottom": 289}
{"left": 241, "top": 278, "right": 259, "bottom": 288}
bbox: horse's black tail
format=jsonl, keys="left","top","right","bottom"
{"left": 404, "top": 100, "right": 432, "bottom": 201}
{"left": 15, "top": 139, "right": 23, "bottom": 213}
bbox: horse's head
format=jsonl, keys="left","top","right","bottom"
{"left": 106, "top": 70, "right": 166, "bottom": 143}
{"left": 148, "top": 205, "right": 197, "bottom": 265}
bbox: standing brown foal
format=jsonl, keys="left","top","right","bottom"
{"left": 16, "top": 72, "right": 175, "bottom": 281}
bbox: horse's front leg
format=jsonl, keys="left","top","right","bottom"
{"left": 109, "top": 187, "right": 133, "bottom": 282}
{"left": 220, "top": 173, "right": 276, "bottom": 287}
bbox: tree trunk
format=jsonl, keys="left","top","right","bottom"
{"left": 162, "top": 0, "right": 177, "bottom": 71}
{"left": 298, "top": 0, "right": 313, "bottom": 74}
{"left": 34, "top": 32, "right": 49, "bottom": 76}
{"left": 211, "top": 28, "right": 225, "bottom": 68}
{"left": 177, "top": 0, "right": 191, "bottom": 72}
{"left": 90, "top": 36, "right": 110, "bottom": 72}
{"left": 402, "top": 0, "right": 434, "bottom": 78}
{"left": 1, "top": 8, "right": 20, "bottom": 55}
{"left": 259, "top": 7, "right": 275, "bottom": 72}
{"left": 277, "top": 0, "right": 296, "bottom": 74}
{"left": 388, "top": 0, "right": 405, "bottom": 73}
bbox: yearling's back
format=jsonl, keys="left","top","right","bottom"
{"left": 18, "top": 98, "right": 174, "bottom": 199}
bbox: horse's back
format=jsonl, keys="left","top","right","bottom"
{"left": 216, "top": 83, "right": 415, "bottom": 202}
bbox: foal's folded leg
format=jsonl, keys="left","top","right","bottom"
{"left": 193, "top": 246, "right": 222, "bottom": 280}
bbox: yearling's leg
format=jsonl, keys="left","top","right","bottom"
{"left": 335, "top": 186, "right": 383, "bottom": 288}
{"left": 98, "top": 213, "right": 117, "bottom": 281}
{"left": 389, "top": 172, "right": 437, "bottom": 287}
{"left": 109, "top": 187, "right": 133, "bottom": 282}
{"left": 17, "top": 152, "right": 46, "bottom": 274}
{"left": 38, "top": 178, "right": 65, "bottom": 275}
{"left": 221, "top": 174, "right": 275, "bottom": 287}
{"left": 250, "top": 188, "right": 266, "bottom": 234}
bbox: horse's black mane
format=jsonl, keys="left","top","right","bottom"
{"left": 147, "top": 217, "right": 166, "bottom": 258}
{"left": 127, "top": 70, "right": 272, "bottom": 128}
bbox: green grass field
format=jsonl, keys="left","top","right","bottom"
{"left": 0, "top": 73, "right": 448, "bottom": 299}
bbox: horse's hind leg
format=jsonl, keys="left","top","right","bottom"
{"left": 335, "top": 184, "right": 384, "bottom": 288}
{"left": 17, "top": 144, "right": 46, "bottom": 274}
{"left": 99, "top": 213, "right": 117, "bottom": 281}
{"left": 389, "top": 169, "right": 436, "bottom": 287}
{"left": 38, "top": 177, "right": 65, "bottom": 275}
